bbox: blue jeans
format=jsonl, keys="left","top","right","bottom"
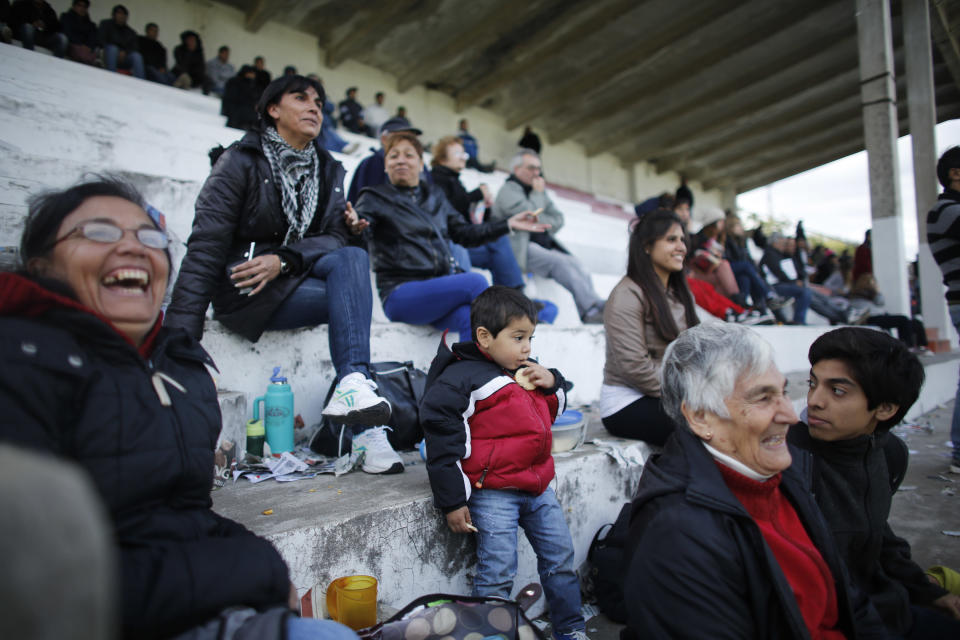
{"left": 383, "top": 272, "right": 489, "bottom": 341}
{"left": 468, "top": 487, "right": 584, "bottom": 635}
{"left": 103, "top": 44, "right": 145, "bottom": 79}
{"left": 467, "top": 237, "right": 525, "bottom": 288}
{"left": 730, "top": 260, "right": 773, "bottom": 307}
{"left": 17, "top": 24, "right": 66, "bottom": 57}
{"left": 145, "top": 66, "right": 175, "bottom": 85}
{"left": 287, "top": 617, "right": 359, "bottom": 640}
{"left": 321, "top": 121, "right": 348, "bottom": 153}
{"left": 773, "top": 282, "right": 812, "bottom": 324}
{"left": 266, "top": 247, "right": 372, "bottom": 381}
{"left": 950, "top": 307, "right": 960, "bottom": 466}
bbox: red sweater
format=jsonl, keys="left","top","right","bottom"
{"left": 717, "top": 463, "right": 845, "bottom": 640}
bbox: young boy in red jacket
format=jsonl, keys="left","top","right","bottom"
{"left": 420, "top": 286, "right": 587, "bottom": 640}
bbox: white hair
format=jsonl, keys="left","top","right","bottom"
{"left": 660, "top": 323, "right": 774, "bottom": 427}
{"left": 510, "top": 148, "right": 540, "bottom": 172}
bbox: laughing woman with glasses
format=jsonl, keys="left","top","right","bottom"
{"left": 0, "top": 178, "right": 359, "bottom": 640}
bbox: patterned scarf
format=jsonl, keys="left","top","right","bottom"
{"left": 261, "top": 126, "right": 320, "bottom": 244}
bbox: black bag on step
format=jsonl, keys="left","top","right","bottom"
{"left": 587, "top": 502, "right": 632, "bottom": 623}
{"left": 309, "top": 361, "right": 427, "bottom": 455}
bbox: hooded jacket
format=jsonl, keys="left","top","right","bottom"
{"left": 173, "top": 30, "right": 206, "bottom": 85}
{"left": 623, "top": 427, "right": 887, "bottom": 639}
{"left": 354, "top": 180, "right": 509, "bottom": 301}
{"left": 166, "top": 130, "right": 349, "bottom": 341}
{"left": 789, "top": 422, "right": 948, "bottom": 635}
{"left": 419, "top": 337, "right": 569, "bottom": 513}
{"left": 0, "top": 273, "right": 290, "bottom": 639}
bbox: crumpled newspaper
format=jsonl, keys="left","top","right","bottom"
{"left": 590, "top": 438, "right": 651, "bottom": 467}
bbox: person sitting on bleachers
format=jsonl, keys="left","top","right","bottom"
{"left": 98, "top": 4, "right": 142, "bottom": 78}
{"left": 339, "top": 86, "right": 373, "bottom": 136}
{"left": 221, "top": 64, "right": 259, "bottom": 130}
{"left": 307, "top": 74, "right": 349, "bottom": 153}
{"left": 457, "top": 118, "right": 495, "bottom": 173}
{"left": 352, "top": 131, "right": 547, "bottom": 341}
{"left": 848, "top": 274, "right": 930, "bottom": 351}
{"left": 253, "top": 54, "right": 271, "bottom": 93}
{"left": 205, "top": 44, "right": 234, "bottom": 96}
{"left": 0, "top": 0, "right": 12, "bottom": 44}
{"left": 601, "top": 209, "right": 699, "bottom": 446}
{"left": 518, "top": 125, "right": 541, "bottom": 154}
{"left": 430, "top": 135, "right": 526, "bottom": 290}
{"left": 59, "top": 0, "right": 98, "bottom": 65}
{"left": 166, "top": 74, "right": 401, "bottom": 473}
{"left": 347, "top": 116, "right": 423, "bottom": 203}
{"left": 0, "top": 179, "right": 360, "bottom": 640}
{"left": 725, "top": 213, "right": 790, "bottom": 316}
{"left": 172, "top": 29, "right": 206, "bottom": 91}
{"left": 11, "top": 0, "right": 66, "bottom": 58}
{"left": 364, "top": 91, "right": 389, "bottom": 134}
{"left": 138, "top": 21, "right": 173, "bottom": 84}
{"left": 491, "top": 149, "right": 607, "bottom": 324}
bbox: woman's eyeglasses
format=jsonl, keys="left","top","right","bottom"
{"left": 51, "top": 220, "right": 170, "bottom": 250}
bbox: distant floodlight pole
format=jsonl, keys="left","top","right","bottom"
{"left": 904, "top": 0, "right": 951, "bottom": 340}
{"left": 856, "top": 0, "right": 910, "bottom": 315}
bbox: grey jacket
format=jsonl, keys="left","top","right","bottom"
{"left": 490, "top": 177, "right": 564, "bottom": 270}
{"left": 602, "top": 276, "right": 690, "bottom": 397}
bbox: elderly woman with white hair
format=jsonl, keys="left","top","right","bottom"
{"left": 621, "top": 323, "right": 887, "bottom": 639}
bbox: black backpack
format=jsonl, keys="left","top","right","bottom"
{"left": 587, "top": 502, "right": 632, "bottom": 623}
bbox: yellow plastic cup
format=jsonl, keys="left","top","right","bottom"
{"left": 326, "top": 575, "right": 378, "bottom": 630}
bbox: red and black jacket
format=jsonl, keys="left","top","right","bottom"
{"left": 419, "top": 335, "right": 570, "bottom": 513}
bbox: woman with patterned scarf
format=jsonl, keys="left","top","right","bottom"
{"left": 167, "top": 75, "right": 405, "bottom": 475}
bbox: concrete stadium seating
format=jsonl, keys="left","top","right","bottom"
{"left": 3, "top": 43, "right": 958, "bottom": 617}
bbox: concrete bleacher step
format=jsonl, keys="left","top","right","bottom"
{"left": 211, "top": 418, "right": 638, "bottom": 619}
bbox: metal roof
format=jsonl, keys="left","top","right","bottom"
{"left": 222, "top": 0, "right": 960, "bottom": 194}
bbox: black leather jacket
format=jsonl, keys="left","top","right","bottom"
{"left": 355, "top": 180, "right": 509, "bottom": 301}
{"left": 166, "top": 130, "right": 349, "bottom": 342}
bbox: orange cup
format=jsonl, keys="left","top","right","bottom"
{"left": 326, "top": 575, "right": 378, "bottom": 630}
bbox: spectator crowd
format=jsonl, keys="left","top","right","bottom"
{"left": 3, "top": 9, "right": 960, "bottom": 639}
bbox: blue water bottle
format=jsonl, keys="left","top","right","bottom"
{"left": 253, "top": 366, "right": 295, "bottom": 454}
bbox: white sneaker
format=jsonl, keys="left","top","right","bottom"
{"left": 351, "top": 426, "right": 404, "bottom": 474}
{"left": 322, "top": 372, "right": 391, "bottom": 426}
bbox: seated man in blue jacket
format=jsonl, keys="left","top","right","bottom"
{"left": 790, "top": 327, "right": 960, "bottom": 639}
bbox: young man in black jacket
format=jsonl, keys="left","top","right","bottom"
{"left": 790, "top": 327, "right": 960, "bottom": 638}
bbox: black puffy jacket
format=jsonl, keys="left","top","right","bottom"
{"left": 789, "top": 422, "right": 949, "bottom": 635}
{"left": 0, "top": 273, "right": 291, "bottom": 639}
{"left": 623, "top": 427, "right": 887, "bottom": 640}
{"left": 429, "top": 165, "right": 483, "bottom": 223}
{"left": 354, "top": 180, "right": 509, "bottom": 301}
{"left": 166, "top": 130, "right": 349, "bottom": 341}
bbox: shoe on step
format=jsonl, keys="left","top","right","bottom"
{"left": 554, "top": 630, "right": 589, "bottom": 640}
{"left": 351, "top": 426, "right": 404, "bottom": 474}
{"left": 322, "top": 372, "right": 391, "bottom": 426}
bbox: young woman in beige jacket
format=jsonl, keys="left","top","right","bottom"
{"left": 601, "top": 209, "right": 699, "bottom": 445}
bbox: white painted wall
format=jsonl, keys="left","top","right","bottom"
{"left": 42, "top": 0, "right": 719, "bottom": 204}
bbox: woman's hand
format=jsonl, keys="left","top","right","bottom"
{"left": 344, "top": 201, "right": 369, "bottom": 235}
{"left": 479, "top": 184, "right": 493, "bottom": 207}
{"left": 445, "top": 506, "right": 476, "bottom": 534}
{"left": 507, "top": 211, "right": 551, "bottom": 233}
{"left": 521, "top": 361, "right": 556, "bottom": 389}
{"left": 230, "top": 254, "right": 281, "bottom": 296}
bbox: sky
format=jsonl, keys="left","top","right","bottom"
{"left": 736, "top": 119, "right": 960, "bottom": 258}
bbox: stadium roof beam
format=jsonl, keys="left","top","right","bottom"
{"left": 324, "top": 0, "right": 421, "bottom": 69}
{"left": 501, "top": 0, "right": 745, "bottom": 131}
{"left": 453, "top": 0, "right": 635, "bottom": 113}
{"left": 394, "top": 0, "right": 532, "bottom": 94}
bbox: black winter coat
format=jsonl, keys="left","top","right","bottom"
{"left": 0, "top": 274, "right": 291, "bottom": 639}
{"left": 355, "top": 180, "right": 509, "bottom": 301}
{"left": 430, "top": 164, "right": 483, "bottom": 223}
{"left": 166, "top": 130, "right": 349, "bottom": 342}
{"left": 60, "top": 8, "right": 98, "bottom": 47}
{"left": 789, "top": 422, "right": 948, "bottom": 635}
{"left": 623, "top": 427, "right": 886, "bottom": 640}
{"left": 173, "top": 32, "right": 206, "bottom": 87}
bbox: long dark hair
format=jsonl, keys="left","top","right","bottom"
{"left": 627, "top": 209, "right": 699, "bottom": 341}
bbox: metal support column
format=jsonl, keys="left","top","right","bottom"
{"left": 857, "top": 0, "right": 911, "bottom": 314}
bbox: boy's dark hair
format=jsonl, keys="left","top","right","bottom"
{"left": 111, "top": 4, "right": 128, "bottom": 17}
{"left": 256, "top": 75, "right": 324, "bottom": 128}
{"left": 936, "top": 146, "right": 960, "bottom": 188}
{"left": 470, "top": 286, "right": 539, "bottom": 341}
{"left": 145, "top": 22, "right": 157, "bottom": 31}
{"left": 809, "top": 327, "right": 925, "bottom": 432}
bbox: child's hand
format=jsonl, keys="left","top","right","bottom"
{"left": 521, "top": 361, "right": 555, "bottom": 389}
{"left": 445, "top": 506, "right": 476, "bottom": 534}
